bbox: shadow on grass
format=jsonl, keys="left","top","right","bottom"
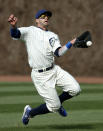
{"left": 0, "top": 123, "right": 96, "bottom": 131}
{"left": 50, "top": 124, "right": 93, "bottom": 129}
{"left": 30, "top": 123, "right": 93, "bottom": 130}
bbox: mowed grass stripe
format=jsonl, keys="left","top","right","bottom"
{"left": 0, "top": 82, "right": 103, "bottom": 87}
{"left": 1, "top": 86, "right": 103, "bottom": 97}
{"left": 0, "top": 86, "right": 34, "bottom": 92}
{"left": 0, "top": 93, "right": 103, "bottom": 104}
{"left": 0, "top": 95, "right": 43, "bottom": 104}
{"left": 0, "top": 82, "right": 34, "bottom": 87}
{"left": 0, "top": 83, "right": 103, "bottom": 89}
{"left": 0, "top": 91, "right": 38, "bottom": 97}
{"left": 1, "top": 89, "right": 103, "bottom": 97}
{"left": 0, "top": 83, "right": 103, "bottom": 94}
{"left": 0, "top": 100, "right": 103, "bottom": 113}
{"left": 0, "top": 110, "right": 103, "bottom": 129}
{"left": 80, "top": 83, "right": 103, "bottom": 88}
{"left": 81, "top": 88, "right": 103, "bottom": 93}
{"left": 63, "top": 100, "right": 103, "bottom": 110}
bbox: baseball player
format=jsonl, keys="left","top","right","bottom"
{"left": 8, "top": 9, "right": 81, "bottom": 125}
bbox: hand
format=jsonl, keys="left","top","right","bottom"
{"left": 70, "top": 38, "right": 76, "bottom": 45}
{"left": 8, "top": 14, "right": 18, "bottom": 28}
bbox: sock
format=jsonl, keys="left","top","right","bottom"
{"left": 59, "top": 91, "right": 73, "bottom": 104}
{"left": 29, "top": 103, "right": 50, "bottom": 117}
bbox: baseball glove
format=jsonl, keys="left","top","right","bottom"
{"left": 73, "top": 31, "right": 92, "bottom": 48}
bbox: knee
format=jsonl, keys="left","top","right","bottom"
{"left": 47, "top": 101, "right": 61, "bottom": 112}
{"left": 69, "top": 83, "right": 81, "bottom": 96}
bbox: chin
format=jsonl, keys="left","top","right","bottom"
{"left": 44, "top": 24, "right": 48, "bottom": 27}
{"left": 45, "top": 23, "right": 48, "bottom": 26}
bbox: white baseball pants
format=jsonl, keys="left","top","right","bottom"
{"left": 31, "top": 65, "right": 81, "bottom": 112}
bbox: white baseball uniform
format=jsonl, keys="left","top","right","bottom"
{"left": 17, "top": 26, "right": 81, "bottom": 112}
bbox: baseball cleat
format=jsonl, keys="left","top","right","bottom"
{"left": 22, "top": 105, "right": 31, "bottom": 125}
{"left": 58, "top": 106, "right": 67, "bottom": 117}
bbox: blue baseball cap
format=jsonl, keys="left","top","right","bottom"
{"left": 35, "top": 9, "right": 52, "bottom": 19}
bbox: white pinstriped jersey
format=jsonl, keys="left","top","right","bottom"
{"left": 18, "top": 26, "right": 61, "bottom": 69}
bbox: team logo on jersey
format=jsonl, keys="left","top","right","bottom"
{"left": 49, "top": 37, "right": 56, "bottom": 47}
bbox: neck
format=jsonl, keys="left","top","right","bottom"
{"left": 37, "top": 24, "right": 48, "bottom": 31}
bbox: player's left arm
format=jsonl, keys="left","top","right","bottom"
{"left": 8, "top": 14, "right": 28, "bottom": 41}
{"left": 8, "top": 14, "right": 21, "bottom": 39}
{"left": 54, "top": 38, "right": 76, "bottom": 57}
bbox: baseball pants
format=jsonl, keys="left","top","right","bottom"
{"left": 31, "top": 65, "right": 81, "bottom": 112}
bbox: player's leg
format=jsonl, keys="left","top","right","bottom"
{"left": 28, "top": 86, "right": 61, "bottom": 118}
{"left": 59, "top": 91, "right": 73, "bottom": 104}
{"left": 22, "top": 103, "right": 50, "bottom": 125}
{"left": 30, "top": 69, "right": 68, "bottom": 117}
{"left": 30, "top": 70, "right": 61, "bottom": 113}
{"left": 22, "top": 69, "right": 66, "bottom": 125}
{"left": 56, "top": 65, "right": 81, "bottom": 104}
{"left": 28, "top": 97, "right": 67, "bottom": 118}
{"left": 22, "top": 83, "right": 55, "bottom": 125}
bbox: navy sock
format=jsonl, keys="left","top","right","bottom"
{"left": 59, "top": 91, "right": 73, "bottom": 104}
{"left": 29, "top": 103, "right": 50, "bottom": 117}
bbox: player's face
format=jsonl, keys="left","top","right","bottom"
{"left": 36, "top": 14, "right": 50, "bottom": 27}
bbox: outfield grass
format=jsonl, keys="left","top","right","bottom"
{"left": 0, "top": 82, "right": 103, "bottom": 131}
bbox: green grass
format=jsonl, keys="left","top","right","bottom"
{"left": 0, "top": 82, "right": 103, "bottom": 131}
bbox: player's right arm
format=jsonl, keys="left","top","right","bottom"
{"left": 8, "top": 14, "right": 21, "bottom": 39}
{"left": 51, "top": 33, "right": 76, "bottom": 57}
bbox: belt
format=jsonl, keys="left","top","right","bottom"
{"left": 38, "top": 64, "right": 54, "bottom": 73}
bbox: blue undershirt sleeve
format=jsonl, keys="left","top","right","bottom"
{"left": 54, "top": 47, "right": 61, "bottom": 57}
{"left": 10, "top": 28, "right": 21, "bottom": 38}
{"left": 54, "top": 42, "right": 72, "bottom": 57}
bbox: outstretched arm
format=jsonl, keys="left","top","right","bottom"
{"left": 54, "top": 38, "right": 76, "bottom": 57}
{"left": 8, "top": 14, "right": 21, "bottom": 38}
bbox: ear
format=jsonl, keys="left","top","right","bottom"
{"left": 36, "top": 19, "right": 39, "bottom": 23}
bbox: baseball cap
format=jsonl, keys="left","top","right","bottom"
{"left": 35, "top": 9, "right": 52, "bottom": 19}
